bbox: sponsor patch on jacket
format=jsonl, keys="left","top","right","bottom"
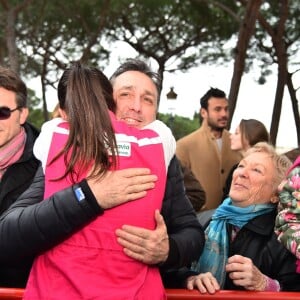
{"left": 117, "top": 142, "right": 131, "bottom": 157}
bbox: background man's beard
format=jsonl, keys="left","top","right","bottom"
{"left": 208, "top": 123, "right": 226, "bottom": 132}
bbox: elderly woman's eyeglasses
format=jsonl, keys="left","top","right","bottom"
{"left": 0, "top": 106, "right": 22, "bottom": 120}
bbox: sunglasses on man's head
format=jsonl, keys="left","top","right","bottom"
{"left": 0, "top": 106, "right": 22, "bottom": 120}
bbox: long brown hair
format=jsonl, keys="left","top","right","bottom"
{"left": 51, "top": 61, "right": 117, "bottom": 182}
{"left": 239, "top": 119, "right": 270, "bottom": 149}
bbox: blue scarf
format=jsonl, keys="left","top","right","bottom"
{"left": 192, "top": 198, "right": 275, "bottom": 288}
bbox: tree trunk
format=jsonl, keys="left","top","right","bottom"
{"left": 227, "top": 0, "right": 262, "bottom": 128}
{"left": 255, "top": 0, "right": 289, "bottom": 146}
{"left": 5, "top": 9, "right": 19, "bottom": 72}
{"left": 270, "top": 53, "right": 287, "bottom": 146}
{"left": 41, "top": 52, "right": 49, "bottom": 122}
{"left": 2, "top": 0, "right": 32, "bottom": 72}
{"left": 157, "top": 62, "right": 165, "bottom": 102}
{"left": 286, "top": 72, "right": 300, "bottom": 146}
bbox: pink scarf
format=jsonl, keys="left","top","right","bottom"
{"left": 0, "top": 127, "right": 26, "bottom": 180}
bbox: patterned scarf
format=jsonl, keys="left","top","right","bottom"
{"left": 0, "top": 127, "right": 26, "bottom": 180}
{"left": 192, "top": 198, "right": 275, "bottom": 288}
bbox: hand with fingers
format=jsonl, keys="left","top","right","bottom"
{"left": 115, "top": 210, "right": 169, "bottom": 265}
{"left": 225, "top": 254, "right": 266, "bottom": 291}
{"left": 186, "top": 272, "right": 220, "bottom": 294}
{"left": 87, "top": 168, "right": 157, "bottom": 209}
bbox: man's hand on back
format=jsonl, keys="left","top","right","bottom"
{"left": 87, "top": 168, "right": 157, "bottom": 209}
{"left": 115, "top": 210, "right": 169, "bottom": 265}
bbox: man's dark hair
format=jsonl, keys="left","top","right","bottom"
{"left": 0, "top": 66, "right": 27, "bottom": 107}
{"left": 110, "top": 58, "right": 162, "bottom": 104}
{"left": 200, "top": 87, "right": 226, "bottom": 110}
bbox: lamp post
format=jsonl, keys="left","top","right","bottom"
{"left": 166, "top": 87, "right": 177, "bottom": 131}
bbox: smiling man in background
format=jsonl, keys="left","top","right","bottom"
{"left": 176, "top": 87, "right": 242, "bottom": 210}
{"left": 111, "top": 58, "right": 204, "bottom": 269}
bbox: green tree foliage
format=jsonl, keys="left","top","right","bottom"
{"left": 0, "top": 0, "right": 115, "bottom": 121}
{"left": 26, "top": 88, "right": 44, "bottom": 129}
{"left": 0, "top": 0, "right": 33, "bottom": 71}
{"left": 106, "top": 0, "right": 239, "bottom": 87}
{"left": 18, "top": 0, "right": 113, "bottom": 120}
{"left": 0, "top": 0, "right": 299, "bottom": 146}
{"left": 157, "top": 112, "right": 200, "bottom": 140}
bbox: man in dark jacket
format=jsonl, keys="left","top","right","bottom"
{"left": 0, "top": 66, "right": 39, "bottom": 286}
{"left": 0, "top": 59, "right": 204, "bottom": 287}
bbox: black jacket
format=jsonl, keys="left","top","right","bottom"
{"left": 0, "top": 123, "right": 39, "bottom": 214}
{"left": 0, "top": 122, "right": 39, "bottom": 287}
{"left": 164, "top": 210, "right": 300, "bottom": 291}
{"left": 0, "top": 155, "right": 204, "bottom": 287}
{"left": 225, "top": 210, "right": 300, "bottom": 291}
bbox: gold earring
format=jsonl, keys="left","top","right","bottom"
{"left": 270, "top": 195, "right": 279, "bottom": 203}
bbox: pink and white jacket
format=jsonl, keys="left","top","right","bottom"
{"left": 25, "top": 112, "right": 175, "bottom": 300}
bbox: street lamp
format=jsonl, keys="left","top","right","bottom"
{"left": 166, "top": 87, "right": 178, "bottom": 101}
{"left": 166, "top": 87, "right": 177, "bottom": 131}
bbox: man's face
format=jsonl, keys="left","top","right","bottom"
{"left": 112, "top": 71, "right": 158, "bottom": 129}
{"left": 0, "top": 87, "right": 28, "bottom": 149}
{"left": 201, "top": 97, "right": 229, "bottom": 131}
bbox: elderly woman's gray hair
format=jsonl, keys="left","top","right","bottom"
{"left": 244, "top": 142, "right": 292, "bottom": 190}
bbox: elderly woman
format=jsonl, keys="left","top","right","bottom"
{"left": 182, "top": 142, "right": 300, "bottom": 293}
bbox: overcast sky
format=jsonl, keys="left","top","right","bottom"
{"left": 157, "top": 65, "right": 298, "bottom": 151}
